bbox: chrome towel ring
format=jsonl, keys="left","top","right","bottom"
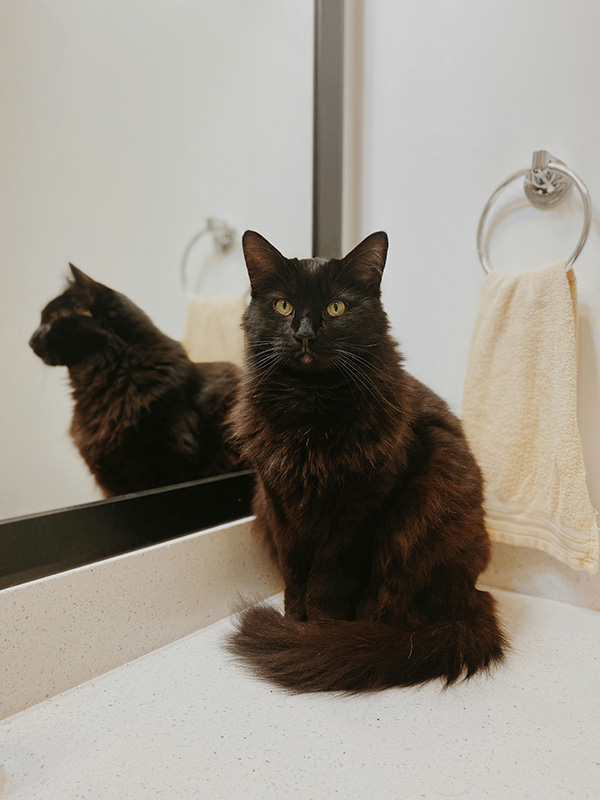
{"left": 180, "top": 218, "right": 238, "bottom": 298}
{"left": 476, "top": 150, "right": 592, "bottom": 274}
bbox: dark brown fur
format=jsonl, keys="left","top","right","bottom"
{"left": 227, "top": 231, "right": 507, "bottom": 692}
{"left": 30, "top": 265, "right": 242, "bottom": 496}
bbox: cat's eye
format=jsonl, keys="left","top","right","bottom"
{"left": 274, "top": 299, "right": 294, "bottom": 316}
{"left": 327, "top": 300, "right": 346, "bottom": 317}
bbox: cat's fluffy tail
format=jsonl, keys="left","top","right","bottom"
{"left": 227, "top": 590, "right": 506, "bottom": 693}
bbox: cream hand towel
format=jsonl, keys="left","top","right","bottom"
{"left": 182, "top": 294, "right": 246, "bottom": 366}
{"left": 462, "top": 261, "right": 598, "bottom": 573}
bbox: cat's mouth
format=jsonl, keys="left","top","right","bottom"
{"left": 40, "top": 352, "right": 60, "bottom": 366}
{"left": 29, "top": 325, "right": 59, "bottom": 365}
{"left": 295, "top": 341, "right": 316, "bottom": 366}
{"left": 292, "top": 350, "right": 328, "bottom": 373}
{"left": 32, "top": 345, "right": 59, "bottom": 366}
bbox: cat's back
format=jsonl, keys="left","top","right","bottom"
{"left": 191, "top": 361, "right": 242, "bottom": 418}
{"left": 403, "top": 372, "right": 465, "bottom": 438}
{"left": 401, "top": 371, "right": 484, "bottom": 504}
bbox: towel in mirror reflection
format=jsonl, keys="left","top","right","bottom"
{"left": 182, "top": 294, "right": 247, "bottom": 366}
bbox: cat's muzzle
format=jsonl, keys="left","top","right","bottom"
{"left": 29, "top": 324, "right": 58, "bottom": 365}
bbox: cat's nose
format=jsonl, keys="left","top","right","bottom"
{"left": 294, "top": 317, "right": 316, "bottom": 346}
{"left": 29, "top": 323, "right": 50, "bottom": 351}
{"left": 294, "top": 332, "right": 316, "bottom": 345}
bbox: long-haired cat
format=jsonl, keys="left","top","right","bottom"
{"left": 30, "top": 265, "right": 242, "bottom": 496}
{"left": 227, "top": 231, "right": 507, "bottom": 692}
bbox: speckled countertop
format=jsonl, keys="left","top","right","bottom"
{"left": 1, "top": 587, "right": 599, "bottom": 800}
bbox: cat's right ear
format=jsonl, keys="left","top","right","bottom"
{"left": 242, "top": 231, "right": 286, "bottom": 295}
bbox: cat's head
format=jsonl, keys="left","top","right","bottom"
{"left": 241, "top": 231, "right": 390, "bottom": 376}
{"left": 29, "top": 265, "right": 150, "bottom": 367}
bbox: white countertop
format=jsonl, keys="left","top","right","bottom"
{"left": 1, "top": 587, "right": 599, "bottom": 800}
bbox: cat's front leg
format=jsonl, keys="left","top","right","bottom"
{"left": 305, "top": 566, "right": 356, "bottom": 621}
{"left": 283, "top": 585, "right": 307, "bottom": 621}
{"left": 304, "top": 539, "right": 370, "bottom": 622}
{"left": 278, "top": 546, "right": 311, "bottom": 622}
{"left": 255, "top": 499, "right": 309, "bottom": 620}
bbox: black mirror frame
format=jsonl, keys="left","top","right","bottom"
{"left": 0, "top": 0, "right": 345, "bottom": 590}
{"left": 0, "top": 472, "right": 255, "bottom": 589}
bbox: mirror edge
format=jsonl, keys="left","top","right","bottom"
{"left": 0, "top": 471, "right": 255, "bottom": 590}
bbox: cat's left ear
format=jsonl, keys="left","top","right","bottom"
{"left": 69, "top": 264, "right": 99, "bottom": 305}
{"left": 69, "top": 263, "right": 96, "bottom": 284}
{"left": 341, "top": 231, "right": 388, "bottom": 288}
{"left": 242, "top": 231, "right": 287, "bottom": 295}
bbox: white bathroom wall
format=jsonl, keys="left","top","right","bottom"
{"left": 0, "top": 0, "right": 313, "bottom": 519}
{"left": 347, "top": 0, "right": 600, "bottom": 607}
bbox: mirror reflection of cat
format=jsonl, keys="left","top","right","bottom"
{"left": 29, "top": 265, "right": 243, "bottom": 497}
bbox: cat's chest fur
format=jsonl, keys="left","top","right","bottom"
{"left": 236, "top": 384, "right": 409, "bottom": 510}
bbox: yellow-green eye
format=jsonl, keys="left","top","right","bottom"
{"left": 327, "top": 300, "right": 346, "bottom": 317}
{"left": 275, "top": 299, "right": 294, "bottom": 316}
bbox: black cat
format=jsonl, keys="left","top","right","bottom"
{"left": 228, "top": 231, "right": 506, "bottom": 692}
{"left": 30, "top": 265, "right": 243, "bottom": 496}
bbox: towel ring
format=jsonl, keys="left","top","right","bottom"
{"left": 180, "top": 218, "right": 238, "bottom": 299}
{"left": 477, "top": 150, "right": 592, "bottom": 274}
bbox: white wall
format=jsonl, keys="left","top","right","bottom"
{"left": 348, "top": 0, "right": 600, "bottom": 607}
{"left": 0, "top": 0, "right": 313, "bottom": 519}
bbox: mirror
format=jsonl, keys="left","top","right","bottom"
{"left": 1, "top": 1, "right": 314, "bottom": 522}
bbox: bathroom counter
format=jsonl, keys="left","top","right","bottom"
{"left": 1, "top": 586, "right": 598, "bottom": 800}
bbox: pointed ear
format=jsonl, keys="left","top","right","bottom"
{"left": 68, "top": 264, "right": 99, "bottom": 304}
{"left": 242, "top": 231, "right": 287, "bottom": 294}
{"left": 69, "top": 263, "right": 92, "bottom": 282}
{"left": 341, "top": 231, "right": 388, "bottom": 288}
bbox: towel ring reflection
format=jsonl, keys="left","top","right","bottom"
{"left": 180, "top": 218, "right": 238, "bottom": 299}
{"left": 477, "top": 151, "right": 592, "bottom": 274}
